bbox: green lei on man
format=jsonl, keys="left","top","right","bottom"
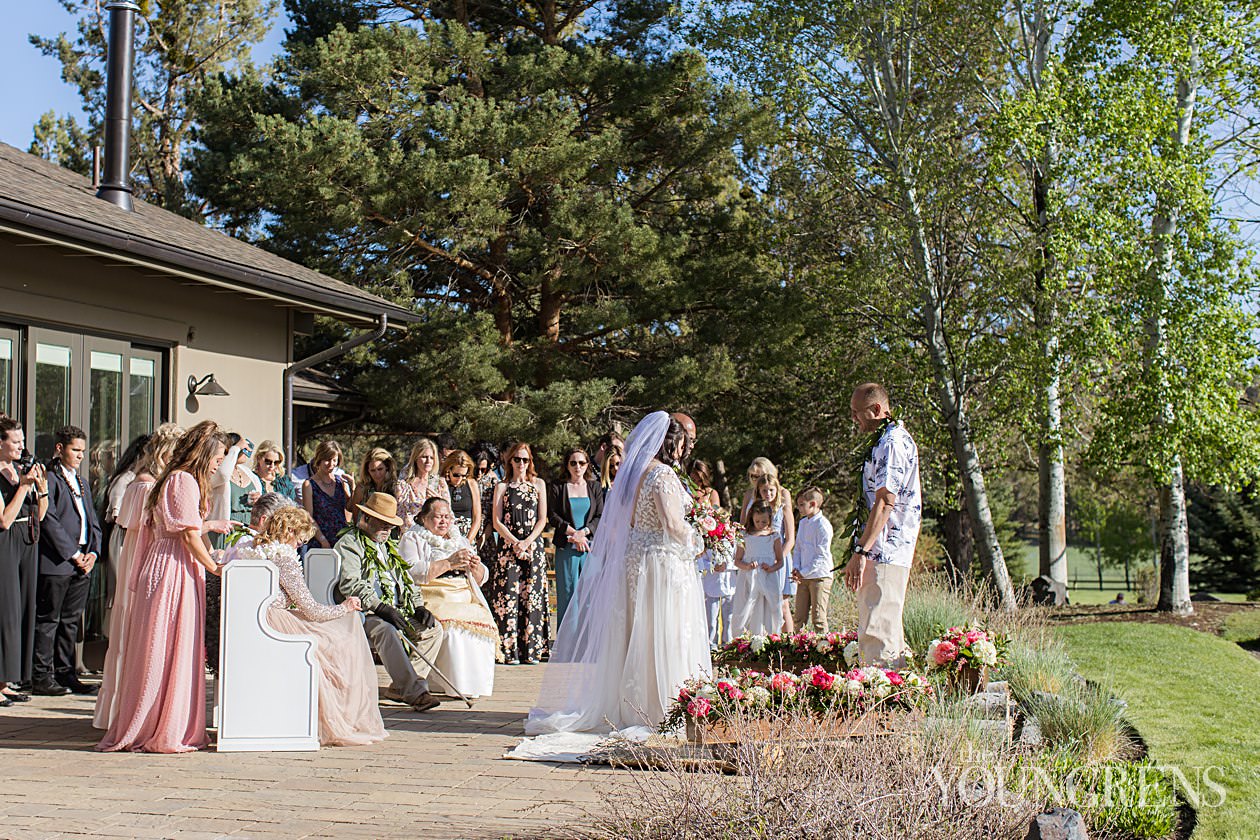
{"left": 339, "top": 525, "right": 419, "bottom": 613}
{"left": 845, "top": 414, "right": 898, "bottom": 552}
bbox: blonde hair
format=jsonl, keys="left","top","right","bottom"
{"left": 798, "top": 486, "right": 826, "bottom": 506}
{"left": 358, "top": 446, "right": 398, "bottom": 491}
{"left": 406, "top": 438, "right": 438, "bottom": 478}
{"left": 252, "top": 440, "right": 284, "bottom": 473}
{"left": 746, "top": 456, "right": 778, "bottom": 488}
{"left": 258, "top": 505, "right": 318, "bottom": 546}
{"left": 756, "top": 473, "right": 787, "bottom": 513}
{"left": 147, "top": 421, "right": 227, "bottom": 516}
{"left": 141, "top": 423, "right": 184, "bottom": 477}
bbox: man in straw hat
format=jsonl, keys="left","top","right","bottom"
{"left": 335, "top": 492, "right": 444, "bottom": 712}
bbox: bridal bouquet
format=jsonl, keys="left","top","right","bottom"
{"left": 686, "top": 504, "right": 744, "bottom": 565}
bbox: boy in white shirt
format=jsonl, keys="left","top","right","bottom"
{"left": 791, "top": 487, "right": 834, "bottom": 633}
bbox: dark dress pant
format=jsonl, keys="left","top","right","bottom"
{"left": 33, "top": 571, "right": 90, "bottom": 683}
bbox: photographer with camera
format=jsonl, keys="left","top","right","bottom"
{"left": 35, "top": 425, "right": 101, "bottom": 696}
{"left": 0, "top": 417, "right": 48, "bottom": 705}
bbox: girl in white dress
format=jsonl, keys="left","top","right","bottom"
{"left": 525, "top": 412, "right": 709, "bottom": 735}
{"left": 734, "top": 501, "right": 784, "bottom": 636}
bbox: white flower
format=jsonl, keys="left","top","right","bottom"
{"left": 697, "top": 684, "right": 718, "bottom": 701}
{"left": 903, "top": 672, "right": 924, "bottom": 689}
{"left": 845, "top": 679, "right": 864, "bottom": 696}
{"left": 815, "top": 640, "right": 832, "bottom": 654}
{"left": 750, "top": 635, "right": 768, "bottom": 654}
{"left": 746, "top": 686, "right": 771, "bottom": 707}
{"left": 926, "top": 641, "right": 942, "bottom": 669}
{"left": 843, "top": 640, "right": 861, "bottom": 667}
{"left": 699, "top": 515, "right": 718, "bottom": 532}
{"left": 972, "top": 639, "right": 998, "bottom": 666}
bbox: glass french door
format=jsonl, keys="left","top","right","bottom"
{"left": 0, "top": 328, "right": 17, "bottom": 418}
{"left": 25, "top": 329, "right": 163, "bottom": 505}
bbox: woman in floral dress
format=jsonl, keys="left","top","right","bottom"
{"left": 396, "top": 438, "right": 449, "bottom": 529}
{"left": 489, "top": 442, "right": 548, "bottom": 664}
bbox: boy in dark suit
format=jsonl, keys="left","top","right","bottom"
{"left": 34, "top": 426, "right": 101, "bottom": 696}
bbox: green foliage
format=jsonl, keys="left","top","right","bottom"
{"left": 1188, "top": 483, "right": 1260, "bottom": 592}
{"left": 998, "top": 637, "right": 1077, "bottom": 708}
{"left": 902, "top": 579, "right": 975, "bottom": 657}
{"left": 30, "top": 0, "right": 279, "bottom": 215}
{"left": 1022, "top": 679, "right": 1134, "bottom": 764}
{"left": 1020, "top": 749, "right": 1178, "bottom": 840}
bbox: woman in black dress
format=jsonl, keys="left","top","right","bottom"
{"left": 489, "top": 442, "right": 548, "bottom": 664}
{"left": 441, "top": 450, "right": 481, "bottom": 542}
{"left": 0, "top": 417, "right": 47, "bottom": 703}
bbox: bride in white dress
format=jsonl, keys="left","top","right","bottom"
{"left": 524, "top": 411, "right": 711, "bottom": 738}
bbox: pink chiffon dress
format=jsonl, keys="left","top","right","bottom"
{"left": 92, "top": 474, "right": 156, "bottom": 730}
{"left": 97, "top": 471, "right": 209, "bottom": 753}
{"left": 261, "top": 542, "right": 387, "bottom": 747}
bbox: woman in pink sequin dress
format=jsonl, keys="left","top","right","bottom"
{"left": 254, "top": 506, "right": 386, "bottom": 747}
{"left": 98, "top": 422, "right": 228, "bottom": 753}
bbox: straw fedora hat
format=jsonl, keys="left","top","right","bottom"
{"left": 356, "top": 492, "right": 404, "bottom": 527}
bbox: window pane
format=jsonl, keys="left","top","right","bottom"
{"left": 129, "top": 356, "right": 156, "bottom": 442}
{"left": 89, "top": 350, "right": 123, "bottom": 507}
{"left": 0, "top": 338, "right": 11, "bottom": 417}
{"left": 33, "top": 342, "right": 73, "bottom": 460}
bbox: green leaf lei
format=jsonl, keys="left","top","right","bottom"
{"left": 844, "top": 415, "right": 898, "bottom": 552}
{"left": 341, "top": 526, "right": 418, "bottom": 613}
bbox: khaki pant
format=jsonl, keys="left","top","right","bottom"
{"left": 364, "top": 615, "right": 445, "bottom": 704}
{"left": 793, "top": 577, "right": 833, "bottom": 633}
{"left": 856, "top": 561, "right": 910, "bottom": 668}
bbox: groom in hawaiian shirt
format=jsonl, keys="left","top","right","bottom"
{"left": 844, "top": 383, "right": 922, "bottom": 668}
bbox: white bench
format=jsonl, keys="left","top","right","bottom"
{"left": 216, "top": 553, "right": 321, "bottom": 752}
{"left": 304, "top": 548, "right": 342, "bottom": 607}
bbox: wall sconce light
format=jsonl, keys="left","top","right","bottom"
{"left": 188, "top": 373, "right": 230, "bottom": 397}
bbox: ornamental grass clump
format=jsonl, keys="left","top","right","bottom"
{"left": 902, "top": 576, "right": 977, "bottom": 655}
{"left": 573, "top": 704, "right": 1039, "bottom": 840}
{"left": 999, "top": 636, "right": 1077, "bottom": 707}
{"left": 1023, "top": 680, "right": 1137, "bottom": 765}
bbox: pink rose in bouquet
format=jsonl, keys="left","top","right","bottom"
{"left": 931, "top": 640, "right": 958, "bottom": 666}
{"left": 686, "top": 697, "right": 712, "bottom": 718}
{"left": 769, "top": 672, "right": 797, "bottom": 693}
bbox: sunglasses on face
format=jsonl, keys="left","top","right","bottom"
{"left": 451, "top": 472, "right": 468, "bottom": 479}
{"left": 261, "top": 458, "right": 281, "bottom": 467}
{"left": 512, "top": 456, "right": 530, "bottom": 463}
{"left": 569, "top": 460, "right": 587, "bottom": 467}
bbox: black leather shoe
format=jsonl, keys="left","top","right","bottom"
{"left": 2, "top": 691, "right": 30, "bottom": 703}
{"left": 0, "top": 697, "right": 12, "bottom": 707}
{"left": 31, "top": 680, "right": 70, "bottom": 696}
{"left": 59, "top": 677, "right": 97, "bottom": 696}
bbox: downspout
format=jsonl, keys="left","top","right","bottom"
{"left": 283, "top": 313, "right": 388, "bottom": 468}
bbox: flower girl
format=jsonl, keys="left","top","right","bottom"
{"left": 732, "top": 501, "right": 784, "bottom": 636}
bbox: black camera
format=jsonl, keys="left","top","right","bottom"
{"left": 15, "top": 451, "right": 36, "bottom": 475}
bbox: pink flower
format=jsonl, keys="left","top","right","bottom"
{"left": 769, "top": 673, "right": 797, "bottom": 693}
{"left": 965, "top": 630, "right": 984, "bottom": 645}
{"left": 769, "top": 633, "right": 781, "bottom": 643}
{"left": 687, "top": 697, "right": 712, "bottom": 718}
{"left": 932, "top": 640, "right": 959, "bottom": 666}
{"left": 886, "top": 671, "right": 904, "bottom": 686}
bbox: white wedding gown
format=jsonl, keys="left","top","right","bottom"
{"left": 520, "top": 461, "right": 711, "bottom": 744}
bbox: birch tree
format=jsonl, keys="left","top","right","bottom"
{"left": 693, "top": 0, "right": 1022, "bottom": 607}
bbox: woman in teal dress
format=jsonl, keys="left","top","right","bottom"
{"left": 546, "top": 448, "right": 604, "bottom": 630}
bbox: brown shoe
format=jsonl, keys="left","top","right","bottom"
{"left": 409, "top": 692, "right": 441, "bottom": 713}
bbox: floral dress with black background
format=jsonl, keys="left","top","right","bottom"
{"left": 489, "top": 481, "right": 548, "bottom": 663}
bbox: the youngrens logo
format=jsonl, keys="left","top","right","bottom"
{"left": 927, "top": 763, "right": 1228, "bottom": 811}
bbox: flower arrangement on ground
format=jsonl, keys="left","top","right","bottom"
{"left": 686, "top": 503, "right": 744, "bottom": 565}
{"left": 663, "top": 664, "right": 933, "bottom": 734}
{"left": 925, "top": 626, "right": 1008, "bottom": 673}
{"left": 715, "top": 629, "right": 861, "bottom": 672}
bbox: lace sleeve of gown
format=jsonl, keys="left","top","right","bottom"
{"left": 650, "top": 466, "right": 702, "bottom": 554}
{"left": 267, "top": 543, "right": 349, "bottom": 622}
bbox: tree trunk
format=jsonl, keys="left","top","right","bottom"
{"left": 903, "top": 183, "right": 1018, "bottom": 610}
{"left": 941, "top": 501, "right": 974, "bottom": 586}
{"left": 1147, "top": 46, "right": 1198, "bottom": 615}
{"left": 1156, "top": 459, "right": 1193, "bottom": 613}
{"left": 1032, "top": 164, "right": 1068, "bottom": 597}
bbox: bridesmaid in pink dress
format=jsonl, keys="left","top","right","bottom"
{"left": 93, "top": 424, "right": 184, "bottom": 731}
{"left": 98, "top": 422, "right": 228, "bottom": 753}
{"left": 253, "top": 506, "right": 387, "bottom": 747}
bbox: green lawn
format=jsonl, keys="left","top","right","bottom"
{"left": 1018, "top": 543, "right": 1252, "bottom": 605}
{"left": 1057, "top": 622, "right": 1260, "bottom": 840}
{"left": 1221, "top": 610, "right": 1260, "bottom": 647}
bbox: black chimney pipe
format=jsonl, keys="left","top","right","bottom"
{"left": 97, "top": 0, "right": 140, "bottom": 211}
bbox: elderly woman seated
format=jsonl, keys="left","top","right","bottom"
{"left": 399, "top": 497, "right": 497, "bottom": 699}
